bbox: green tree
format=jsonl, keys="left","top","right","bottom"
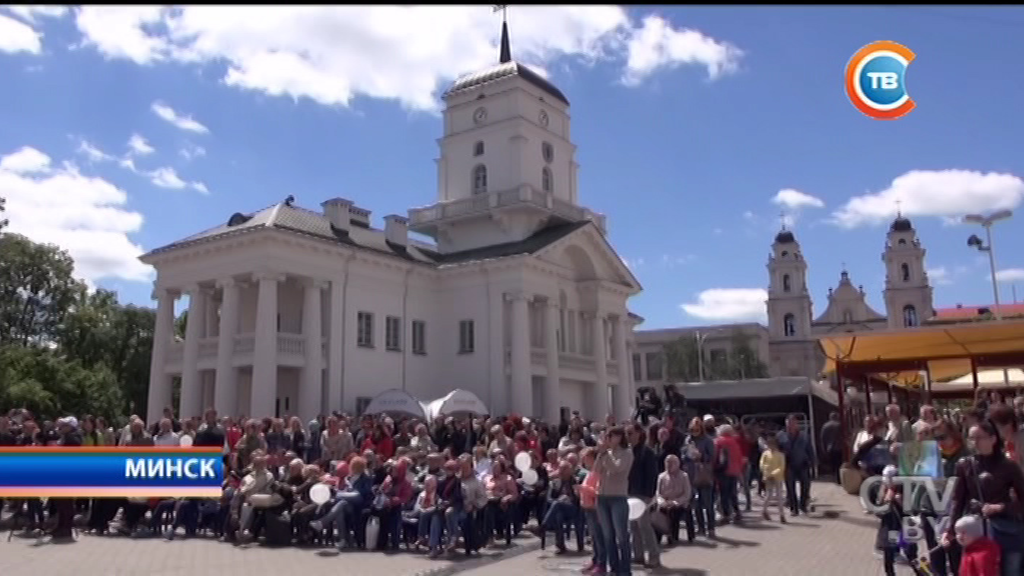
{"left": 664, "top": 335, "right": 701, "bottom": 382}
{"left": 0, "top": 195, "right": 8, "bottom": 233}
{"left": 0, "top": 233, "right": 82, "bottom": 345}
{"left": 720, "top": 329, "right": 770, "bottom": 380}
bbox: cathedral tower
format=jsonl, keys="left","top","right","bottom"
{"left": 882, "top": 214, "right": 934, "bottom": 328}
{"left": 766, "top": 228, "right": 820, "bottom": 378}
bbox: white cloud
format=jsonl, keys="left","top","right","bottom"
{"left": 680, "top": 288, "right": 767, "bottom": 322}
{"left": 0, "top": 146, "right": 51, "bottom": 174}
{"left": 180, "top": 143, "right": 206, "bottom": 160}
{"left": 0, "top": 146, "right": 152, "bottom": 284}
{"left": 0, "top": 13, "right": 41, "bottom": 54}
{"left": 996, "top": 268, "right": 1024, "bottom": 283}
{"left": 127, "top": 133, "right": 155, "bottom": 155}
{"left": 75, "top": 139, "right": 114, "bottom": 163}
{"left": 65, "top": 6, "right": 741, "bottom": 112}
{"left": 772, "top": 188, "right": 824, "bottom": 210}
{"left": 151, "top": 101, "right": 210, "bottom": 134}
{"left": 148, "top": 167, "right": 186, "bottom": 189}
{"left": 4, "top": 6, "right": 69, "bottom": 23}
{"left": 928, "top": 267, "right": 953, "bottom": 286}
{"left": 742, "top": 211, "right": 756, "bottom": 221}
{"left": 660, "top": 254, "right": 694, "bottom": 268}
{"left": 621, "top": 15, "right": 742, "bottom": 86}
{"left": 832, "top": 170, "right": 1024, "bottom": 229}
{"left": 191, "top": 181, "right": 209, "bottom": 195}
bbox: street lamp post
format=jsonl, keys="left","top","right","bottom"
{"left": 964, "top": 209, "right": 1013, "bottom": 387}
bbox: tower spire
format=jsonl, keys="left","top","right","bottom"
{"left": 493, "top": 5, "right": 511, "bottom": 63}
{"left": 779, "top": 210, "right": 788, "bottom": 231}
{"left": 895, "top": 199, "right": 902, "bottom": 217}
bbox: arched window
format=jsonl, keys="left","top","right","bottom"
{"left": 901, "top": 263, "right": 910, "bottom": 282}
{"left": 473, "top": 141, "right": 484, "bottom": 157}
{"left": 783, "top": 313, "right": 796, "bottom": 337}
{"left": 472, "top": 165, "right": 487, "bottom": 195}
{"left": 780, "top": 251, "right": 789, "bottom": 257}
{"left": 903, "top": 304, "right": 918, "bottom": 327}
{"left": 542, "top": 167, "right": 553, "bottom": 193}
{"left": 898, "top": 238, "right": 907, "bottom": 245}
{"left": 842, "top": 310, "right": 853, "bottom": 324}
{"left": 782, "top": 274, "right": 791, "bottom": 293}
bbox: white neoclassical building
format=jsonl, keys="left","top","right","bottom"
{"left": 141, "top": 23, "right": 642, "bottom": 426}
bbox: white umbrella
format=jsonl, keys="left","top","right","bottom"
{"left": 425, "top": 389, "right": 488, "bottom": 419}
{"left": 363, "top": 389, "right": 428, "bottom": 420}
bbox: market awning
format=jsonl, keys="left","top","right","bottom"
{"left": 819, "top": 320, "right": 1024, "bottom": 386}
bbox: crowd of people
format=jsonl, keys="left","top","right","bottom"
{"left": 0, "top": 404, "right": 820, "bottom": 576}
{"left": 842, "top": 392, "right": 1024, "bottom": 576}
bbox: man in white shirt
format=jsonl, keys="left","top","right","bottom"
{"left": 153, "top": 418, "right": 181, "bottom": 446}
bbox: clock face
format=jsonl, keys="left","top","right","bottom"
{"left": 473, "top": 107, "right": 488, "bottom": 124}
{"left": 539, "top": 110, "right": 549, "bottom": 127}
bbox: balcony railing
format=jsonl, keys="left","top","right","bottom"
{"left": 408, "top": 186, "right": 605, "bottom": 230}
{"left": 278, "top": 333, "right": 305, "bottom": 355}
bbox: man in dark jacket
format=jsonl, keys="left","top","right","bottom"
{"left": 819, "top": 412, "right": 842, "bottom": 484}
{"left": 777, "top": 414, "right": 815, "bottom": 516}
{"left": 195, "top": 409, "right": 226, "bottom": 448}
{"left": 627, "top": 423, "right": 661, "bottom": 569}
{"left": 51, "top": 417, "right": 83, "bottom": 540}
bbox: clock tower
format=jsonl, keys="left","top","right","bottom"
{"left": 407, "top": 13, "right": 600, "bottom": 254}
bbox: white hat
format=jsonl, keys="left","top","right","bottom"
{"left": 59, "top": 416, "right": 79, "bottom": 429}
{"left": 702, "top": 414, "right": 715, "bottom": 422}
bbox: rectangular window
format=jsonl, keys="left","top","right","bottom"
{"left": 459, "top": 319, "right": 475, "bottom": 354}
{"left": 385, "top": 315, "right": 401, "bottom": 351}
{"left": 357, "top": 311, "right": 374, "bottom": 348}
{"left": 645, "top": 352, "right": 664, "bottom": 381}
{"left": 632, "top": 353, "right": 643, "bottom": 381}
{"left": 411, "top": 320, "right": 426, "bottom": 355}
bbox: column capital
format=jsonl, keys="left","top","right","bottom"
{"left": 505, "top": 291, "right": 531, "bottom": 303}
{"left": 542, "top": 297, "right": 560, "bottom": 309}
{"left": 302, "top": 277, "right": 329, "bottom": 290}
{"left": 151, "top": 286, "right": 180, "bottom": 301}
{"left": 254, "top": 271, "right": 286, "bottom": 283}
{"left": 216, "top": 277, "right": 238, "bottom": 289}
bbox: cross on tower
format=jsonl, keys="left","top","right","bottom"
{"left": 493, "top": 4, "right": 508, "bottom": 22}
{"left": 779, "top": 211, "right": 787, "bottom": 230}
{"left": 895, "top": 199, "right": 902, "bottom": 216}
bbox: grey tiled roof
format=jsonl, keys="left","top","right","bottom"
{"left": 443, "top": 61, "right": 569, "bottom": 105}
{"left": 144, "top": 202, "right": 591, "bottom": 267}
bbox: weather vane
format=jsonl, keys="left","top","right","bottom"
{"left": 493, "top": 4, "right": 509, "bottom": 22}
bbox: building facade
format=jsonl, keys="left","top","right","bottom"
{"left": 631, "top": 323, "right": 770, "bottom": 388}
{"left": 141, "top": 23, "right": 641, "bottom": 426}
{"left": 765, "top": 214, "right": 935, "bottom": 379}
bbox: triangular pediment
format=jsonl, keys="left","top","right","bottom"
{"left": 534, "top": 223, "right": 641, "bottom": 292}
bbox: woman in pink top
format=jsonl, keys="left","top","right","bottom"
{"left": 483, "top": 460, "right": 518, "bottom": 546}
{"left": 578, "top": 447, "right": 607, "bottom": 575}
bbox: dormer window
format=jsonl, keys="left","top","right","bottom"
{"left": 782, "top": 274, "right": 791, "bottom": 292}
{"left": 473, "top": 141, "right": 484, "bottom": 157}
{"left": 901, "top": 263, "right": 910, "bottom": 282}
{"left": 472, "top": 165, "right": 487, "bottom": 195}
{"left": 542, "top": 167, "right": 552, "bottom": 193}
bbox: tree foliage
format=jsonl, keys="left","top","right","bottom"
{"left": 664, "top": 329, "right": 770, "bottom": 382}
{"left": 0, "top": 233, "right": 154, "bottom": 420}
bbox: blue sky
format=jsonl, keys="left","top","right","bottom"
{"left": 1, "top": 6, "right": 1022, "bottom": 330}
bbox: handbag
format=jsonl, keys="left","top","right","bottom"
{"left": 249, "top": 493, "right": 284, "bottom": 509}
{"left": 968, "top": 457, "right": 1024, "bottom": 552}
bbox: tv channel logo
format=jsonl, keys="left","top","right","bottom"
{"left": 845, "top": 41, "right": 916, "bottom": 120}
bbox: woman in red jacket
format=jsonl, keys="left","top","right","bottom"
{"left": 361, "top": 423, "right": 395, "bottom": 462}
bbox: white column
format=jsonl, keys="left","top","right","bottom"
{"left": 509, "top": 292, "right": 534, "bottom": 417}
{"left": 327, "top": 276, "right": 345, "bottom": 414}
{"left": 590, "top": 312, "right": 610, "bottom": 421}
{"left": 146, "top": 288, "right": 178, "bottom": 424}
{"left": 213, "top": 278, "right": 240, "bottom": 417}
{"left": 301, "top": 279, "right": 326, "bottom": 423}
{"left": 543, "top": 299, "right": 561, "bottom": 424}
{"left": 252, "top": 272, "right": 282, "bottom": 418}
{"left": 613, "top": 315, "right": 633, "bottom": 422}
{"left": 179, "top": 284, "right": 207, "bottom": 420}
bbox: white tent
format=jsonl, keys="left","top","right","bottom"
{"left": 673, "top": 376, "right": 838, "bottom": 405}
{"left": 363, "top": 389, "right": 429, "bottom": 420}
{"left": 425, "top": 389, "right": 489, "bottom": 419}
{"left": 941, "top": 368, "right": 1024, "bottom": 390}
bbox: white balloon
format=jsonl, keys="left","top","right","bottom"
{"left": 521, "top": 468, "right": 538, "bottom": 485}
{"left": 179, "top": 435, "right": 194, "bottom": 447}
{"left": 309, "top": 483, "right": 331, "bottom": 505}
{"left": 627, "top": 498, "right": 647, "bottom": 521}
{"left": 514, "top": 451, "right": 532, "bottom": 473}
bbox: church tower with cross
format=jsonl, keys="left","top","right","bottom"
{"left": 410, "top": 5, "right": 601, "bottom": 254}
{"left": 764, "top": 219, "right": 820, "bottom": 378}
{"left": 881, "top": 209, "right": 934, "bottom": 329}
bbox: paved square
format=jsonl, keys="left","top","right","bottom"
{"left": 1, "top": 483, "right": 922, "bottom": 576}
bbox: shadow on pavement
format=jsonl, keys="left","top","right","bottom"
{"left": 708, "top": 534, "right": 758, "bottom": 548}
